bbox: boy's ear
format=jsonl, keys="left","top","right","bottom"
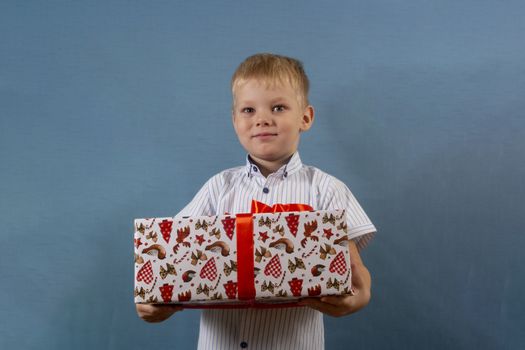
{"left": 300, "top": 105, "right": 315, "bottom": 132}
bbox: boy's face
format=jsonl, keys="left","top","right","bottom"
{"left": 232, "top": 79, "right": 314, "bottom": 167}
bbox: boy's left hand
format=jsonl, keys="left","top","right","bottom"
{"left": 298, "top": 241, "right": 371, "bottom": 317}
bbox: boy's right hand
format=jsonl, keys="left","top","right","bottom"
{"left": 136, "top": 304, "right": 183, "bottom": 323}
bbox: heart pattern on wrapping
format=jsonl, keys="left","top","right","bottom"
{"left": 329, "top": 251, "right": 347, "bottom": 275}
{"left": 136, "top": 261, "right": 154, "bottom": 284}
{"left": 199, "top": 258, "right": 218, "bottom": 281}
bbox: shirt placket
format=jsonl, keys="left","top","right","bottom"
{"left": 255, "top": 174, "right": 279, "bottom": 203}
{"left": 238, "top": 310, "right": 250, "bottom": 349}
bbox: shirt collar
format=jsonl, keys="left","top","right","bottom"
{"left": 245, "top": 152, "right": 303, "bottom": 179}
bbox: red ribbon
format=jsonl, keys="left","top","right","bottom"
{"left": 236, "top": 200, "right": 313, "bottom": 301}
{"left": 250, "top": 200, "right": 313, "bottom": 214}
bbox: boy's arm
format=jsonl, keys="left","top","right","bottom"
{"left": 298, "top": 240, "right": 371, "bottom": 317}
{"left": 136, "top": 304, "right": 183, "bottom": 323}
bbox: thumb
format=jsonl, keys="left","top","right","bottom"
{"left": 351, "top": 263, "right": 364, "bottom": 289}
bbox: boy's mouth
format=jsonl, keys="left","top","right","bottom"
{"left": 252, "top": 132, "right": 278, "bottom": 138}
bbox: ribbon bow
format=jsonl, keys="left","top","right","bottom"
{"left": 160, "top": 263, "right": 177, "bottom": 279}
{"left": 223, "top": 260, "right": 237, "bottom": 276}
{"left": 251, "top": 200, "right": 313, "bottom": 213}
{"left": 288, "top": 257, "right": 306, "bottom": 273}
{"left": 146, "top": 231, "right": 158, "bottom": 242}
{"left": 195, "top": 220, "right": 209, "bottom": 231}
{"left": 210, "top": 228, "right": 221, "bottom": 239}
{"left": 258, "top": 217, "right": 271, "bottom": 228}
{"left": 136, "top": 223, "right": 146, "bottom": 234}
{"left": 191, "top": 250, "right": 207, "bottom": 265}
{"left": 134, "top": 287, "right": 146, "bottom": 299}
{"left": 326, "top": 277, "right": 341, "bottom": 290}
{"left": 261, "top": 281, "right": 275, "bottom": 293}
{"left": 320, "top": 244, "right": 336, "bottom": 260}
{"left": 322, "top": 213, "right": 336, "bottom": 225}
{"left": 197, "top": 283, "right": 210, "bottom": 296}
{"left": 254, "top": 247, "right": 272, "bottom": 263}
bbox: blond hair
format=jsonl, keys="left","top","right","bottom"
{"left": 231, "top": 53, "right": 310, "bottom": 108}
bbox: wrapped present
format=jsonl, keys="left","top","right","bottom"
{"left": 134, "top": 200, "right": 354, "bottom": 307}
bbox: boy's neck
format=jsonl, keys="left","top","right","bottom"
{"left": 249, "top": 154, "right": 293, "bottom": 178}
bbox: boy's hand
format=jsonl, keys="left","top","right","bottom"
{"left": 298, "top": 241, "right": 371, "bottom": 317}
{"left": 136, "top": 303, "right": 183, "bottom": 323}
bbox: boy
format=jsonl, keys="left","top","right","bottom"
{"left": 136, "top": 53, "right": 376, "bottom": 349}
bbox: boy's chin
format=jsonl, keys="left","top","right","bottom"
{"left": 250, "top": 152, "right": 295, "bottom": 163}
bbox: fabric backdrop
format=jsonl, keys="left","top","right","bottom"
{"left": 1, "top": 1, "right": 524, "bottom": 349}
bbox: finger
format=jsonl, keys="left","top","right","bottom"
{"left": 298, "top": 297, "right": 317, "bottom": 304}
{"left": 300, "top": 298, "right": 340, "bottom": 314}
{"left": 351, "top": 264, "right": 365, "bottom": 289}
{"left": 144, "top": 310, "right": 177, "bottom": 323}
{"left": 136, "top": 303, "right": 156, "bottom": 316}
{"left": 138, "top": 304, "right": 182, "bottom": 322}
{"left": 300, "top": 296, "right": 349, "bottom": 307}
{"left": 320, "top": 295, "right": 352, "bottom": 307}
{"left": 157, "top": 304, "right": 183, "bottom": 311}
{"left": 152, "top": 303, "right": 182, "bottom": 308}
{"left": 300, "top": 298, "right": 347, "bottom": 317}
{"left": 298, "top": 297, "right": 323, "bottom": 308}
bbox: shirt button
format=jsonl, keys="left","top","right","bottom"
{"left": 240, "top": 341, "right": 248, "bottom": 348}
{"left": 262, "top": 187, "right": 269, "bottom": 194}
{"left": 252, "top": 166, "right": 258, "bottom": 172}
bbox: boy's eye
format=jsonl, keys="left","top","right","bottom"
{"left": 272, "top": 105, "right": 286, "bottom": 112}
{"left": 241, "top": 107, "right": 255, "bottom": 113}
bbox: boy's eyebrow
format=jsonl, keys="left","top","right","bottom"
{"left": 235, "top": 99, "right": 255, "bottom": 107}
{"left": 237, "top": 97, "right": 288, "bottom": 105}
{"left": 269, "top": 97, "right": 289, "bottom": 104}
{"left": 233, "top": 100, "right": 255, "bottom": 108}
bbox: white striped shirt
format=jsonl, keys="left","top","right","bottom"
{"left": 176, "top": 152, "right": 376, "bottom": 350}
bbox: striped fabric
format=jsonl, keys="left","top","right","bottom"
{"left": 176, "top": 152, "right": 376, "bottom": 350}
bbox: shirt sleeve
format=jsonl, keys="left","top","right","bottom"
{"left": 175, "top": 175, "right": 221, "bottom": 217}
{"left": 319, "top": 176, "right": 377, "bottom": 250}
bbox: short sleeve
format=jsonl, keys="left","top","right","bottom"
{"left": 175, "top": 175, "right": 222, "bottom": 217}
{"left": 319, "top": 177, "right": 377, "bottom": 250}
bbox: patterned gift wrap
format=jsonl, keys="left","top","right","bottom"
{"left": 134, "top": 208, "right": 354, "bottom": 306}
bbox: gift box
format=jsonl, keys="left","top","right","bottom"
{"left": 134, "top": 201, "right": 354, "bottom": 307}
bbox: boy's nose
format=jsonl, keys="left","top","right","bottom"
{"left": 255, "top": 112, "right": 272, "bottom": 126}
{"left": 256, "top": 120, "right": 270, "bottom": 127}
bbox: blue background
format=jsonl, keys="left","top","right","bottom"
{"left": 1, "top": 1, "right": 524, "bottom": 349}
